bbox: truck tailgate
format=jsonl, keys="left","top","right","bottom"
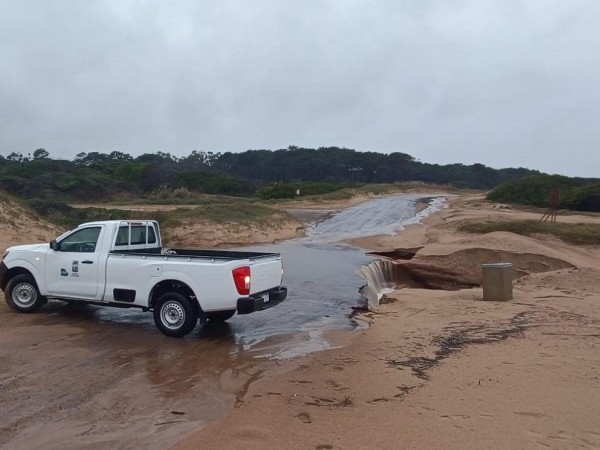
{"left": 249, "top": 256, "right": 283, "bottom": 294}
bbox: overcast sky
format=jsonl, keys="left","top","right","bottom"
{"left": 1, "top": 1, "right": 599, "bottom": 177}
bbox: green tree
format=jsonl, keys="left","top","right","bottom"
{"left": 33, "top": 148, "right": 50, "bottom": 159}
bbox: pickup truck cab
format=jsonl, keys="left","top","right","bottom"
{"left": 0, "top": 220, "right": 287, "bottom": 337}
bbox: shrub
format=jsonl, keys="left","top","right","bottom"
{"left": 256, "top": 184, "right": 297, "bottom": 199}
{"left": 27, "top": 198, "right": 73, "bottom": 216}
{"left": 561, "top": 183, "right": 600, "bottom": 212}
{"left": 486, "top": 175, "right": 583, "bottom": 208}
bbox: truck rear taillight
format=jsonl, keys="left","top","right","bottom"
{"left": 232, "top": 266, "right": 251, "bottom": 295}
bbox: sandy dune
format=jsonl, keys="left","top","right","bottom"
{"left": 0, "top": 196, "right": 62, "bottom": 252}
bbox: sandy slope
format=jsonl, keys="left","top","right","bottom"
{"left": 0, "top": 196, "right": 61, "bottom": 251}
{"left": 162, "top": 214, "right": 304, "bottom": 248}
{"left": 174, "top": 194, "right": 600, "bottom": 450}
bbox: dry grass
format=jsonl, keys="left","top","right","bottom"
{"left": 458, "top": 219, "right": 600, "bottom": 245}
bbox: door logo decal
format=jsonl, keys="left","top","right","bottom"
{"left": 71, "top": 260, "right": 79, "bottom": 277}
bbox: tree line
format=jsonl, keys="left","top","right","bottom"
{"left": 487, "top": 174, "right": 600, "bottom": 212}
{"left": 0, "top": 146, "right": 543, "bottom": 204}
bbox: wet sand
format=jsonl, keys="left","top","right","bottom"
{"left": 175, "top": 194, "right": 600, "bottom": 450}
{"left": 0, "top": 301, "right": 255, "bottom": 448}
{"left": 174, "top": 286, "right": 600, "bottom": 450}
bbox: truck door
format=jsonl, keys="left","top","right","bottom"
{"left": 45, "top": 226, "right": 104, "bottom": 299}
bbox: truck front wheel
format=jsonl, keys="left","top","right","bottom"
{"left": 153, "top": 292, "right": 198, "bottom": 337}
{"left": 5, "top": 274, "right": 46, "bottom": 313}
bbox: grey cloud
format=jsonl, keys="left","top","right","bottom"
{"left": 1, "top": 0, "right": 599, "bottom": 176}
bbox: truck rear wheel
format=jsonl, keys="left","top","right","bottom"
{"left": 5, "top": 274, "right": 46, "bottom": 313}
{"left": 153, "top": 292, "right": 198, "bottom": 337}
{"left": 206, "top": 310, "right": 236, "bottom": 322}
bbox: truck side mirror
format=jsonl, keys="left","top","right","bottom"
{"left": 50, "top": 240, "right": 58, "bottom": 251}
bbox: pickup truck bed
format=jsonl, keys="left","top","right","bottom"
{"left": 113, "top": 247, "right": 280, "bottom": 260}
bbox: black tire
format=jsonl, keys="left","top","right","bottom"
{"left": 5, "top": 274, "right": 46, "bottom": 313}
{"left": 153, "top": 292, "right": 198, "bottom": 337}
{"left": 206, "top": 310, "right": 236, "bottom": 322}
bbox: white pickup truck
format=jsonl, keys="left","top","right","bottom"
{"left": 0, "top": 220, "right": 287, "bottom": 337}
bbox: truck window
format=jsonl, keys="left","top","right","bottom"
{"left": 147, "top": 226, "right": 157, "bottom": 244}
{"left": 58, "top": 227, "right": 101, "bottom": 253}
{"left": 115, "top": 224, "right": 157, "bottom": 246}
{"left": 130, "top": 226, "right": 146, "bottom": 245}
{"left": 115, "top": 227, "right": 129, "bottom": 246}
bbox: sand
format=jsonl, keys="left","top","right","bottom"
{"left": 0, "top": 197, "right": 62, "bottom": 252}
{"left": 174, "top": 193, "right": 600, "bottom": 450}
{"left": 2, "top": 192, "right": 600, "bottom": 449}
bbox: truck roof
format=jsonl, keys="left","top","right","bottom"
{"left": 76, "top": 220, "right": 157, "bottom": 228}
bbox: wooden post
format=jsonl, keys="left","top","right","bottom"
{"left": 540, "top": 189, "right": 559, "bottom": 223}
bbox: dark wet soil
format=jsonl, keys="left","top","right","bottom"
{"left": 387, "top": 311, "right": 535, "bottom": 380}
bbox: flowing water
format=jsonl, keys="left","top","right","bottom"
{"left": 233, "top": 194, "right": 447, "bottom": 357}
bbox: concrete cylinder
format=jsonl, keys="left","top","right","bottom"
{"left": 482, "top": 263, "right": 513, "bottom": 301}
